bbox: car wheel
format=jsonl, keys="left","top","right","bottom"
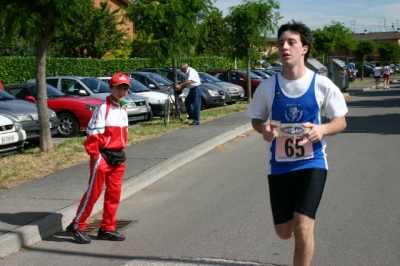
{"left": 201, "top": 98, "right": 207, "bottom": 110}
{"left": 58, "top": 112, "right": 79, "bottom": 137}
{"left": 146, "top": 107, "right": 154, "bottom": 121}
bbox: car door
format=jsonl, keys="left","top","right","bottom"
{"left": 60, "top": 78, "right": 87, "bottom": 96}
{"left": 131, "top": 74, "right": 168, "bottom": 94}
{"left": 46, "top": 78, "right": 60, "bottom": 91}
{"left": 214, "top": 72, "right": 228, "bottom": 82}
{"left": 227, "top": 72, "right": 243, "bottom": 87}
{"left": 6, "top": 86, "right": 34, "bottom": 100}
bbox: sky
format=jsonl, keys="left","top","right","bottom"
{"left": 213, "top": 0, "right": 400, "bottom": 33}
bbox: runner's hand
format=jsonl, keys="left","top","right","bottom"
{"left": 303, "top": 123, "right": 324, "bottom": 142}
{"left": 262, "top": 122, "right": 279, "bottom": 142}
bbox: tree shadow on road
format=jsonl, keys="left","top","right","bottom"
{"left": 340, "top": 88, "right": 400, "bottom": 135}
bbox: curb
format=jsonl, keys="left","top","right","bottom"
{"left": 0, "top": 122, "right": 253, "bottom": 258}
{"left": 343, "top": 85, "right": 373, "bottom": 98}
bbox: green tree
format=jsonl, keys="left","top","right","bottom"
{"left": 126, "top": 0, "right": 215, "bottom": 108}
{"left": 225, "top": 0, "right": 280, "bottom": 101}
{"left": 127, "top": 0, "right": 214, "bottom": 67}
{"left": 312, "top": 21, "right": 354, "bottom": 63}
{"left": 354, "top": 40, "right": 375, "bottom": 80}
{"left": 53, "top": 1, "right": 127, "bottom": 58}
{"left": 1, "top": 0, "right": 92, "bottom": 152}
{"left": 0, "top": 36, "right": 35, "bottom": 56}
{"left": 377, "top": 41, "right": 400, "bottom": 63}
{"left": 130, "top": 31, "right": 155, "bottom": 58}
{"left": 195, "top": 10, "right": 230, "bottom": 56}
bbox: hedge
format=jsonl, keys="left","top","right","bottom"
{"left": 0, "top": 56, "right": 246, "bottom": 86}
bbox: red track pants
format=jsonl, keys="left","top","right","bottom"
{"left": 73, "top": 157, "right": 125, "bottom": 231}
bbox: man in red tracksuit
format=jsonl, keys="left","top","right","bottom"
{"left": 66, "top": 73, "right": 130, "bottom": 244}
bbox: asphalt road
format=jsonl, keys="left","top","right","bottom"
{"left": 2, "top": 83, "right": 400, "bottom": 266}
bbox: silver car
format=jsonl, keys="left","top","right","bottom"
{"left": 0, "top": 113, "right": 26, "bottom": 156}
{"left": 27, "top": 76, "right": 152, "bottom": 123}
{"left": 198, "top": 72, "right": 245, "bottom": 104}
{"left": 0, "top": 89, "right": 59, "bottom": 143}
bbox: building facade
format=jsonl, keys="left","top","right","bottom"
{"left": 93, "top": 0, "right": 134, "bottom": 38}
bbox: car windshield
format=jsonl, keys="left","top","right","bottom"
{"left": 144, "top": 73, "right": 173, "bottom": 86}
{"left": 238, "top": 71, "right": 262, "bottom": 79}
{"left": 81, "top": 78, "right": 110, "bottom": 93}
{"left": 31, "top": 84, "right": 65, "bottom": 98}
{"left": 129, "top": 79, "right": 151, "bottom": 93}
{"left": 199, "top": 72, "right": 221, "bottom": 83}
{"left": 0, "top": 89, "right": 17, "bottom": 100}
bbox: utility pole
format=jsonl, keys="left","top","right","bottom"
{"left": 382, "top": 17, "right": 387, "bottom": 32}
{"left": 350, "top": 20, "right": 356, "bottom": 33}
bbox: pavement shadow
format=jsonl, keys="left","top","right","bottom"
{"left": 342, "top": 114, "right": 400, "bottom": 135}
{"left": 348, "top": 89, "right": 400, "bottom": 101}
{"left": 342, "top": 88, "right": 400, "bottom": 135}
{"left": 0, "top": 212, "right": 56, "bottom": 226}
{"left": 0, "top": 212, "right": 63, "bottom": 240}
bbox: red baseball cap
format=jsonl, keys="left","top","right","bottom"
{"left": 110, "top": 73, "right": 130, "bottom": 87}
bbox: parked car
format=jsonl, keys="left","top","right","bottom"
{"left": 5, "top": 83, "right": 104, "bottom": 137}
{"left": 198, "top": 72, "right": 245, "bottom": 104}
{"left": 0, "top": 113, "right": 26, "bottom": 156}
{"left": 357, "top": 64, "right": 375, "bottom": 78}
{"left": 126, "top": 70, "right": 225, "bottom": 109}
{"left": 250, "top": 69, "right": 272, "bottom": 79}
{"left": 98, "top": 76, "right": 169, "bottom": 118}
{"left": 206, "top": 69, "right": 263, "bottom": 98}
{"left": 256, "top": 60, "right": 283, "bottom": 72}
{"left": 0, "top": 89, "right": 59, "bottom": 143}
{"left": 27, "top": 76, "right": 152, "bottom": 123}
{"left": 390, "top": 64, "right": 399, "bottom": 74}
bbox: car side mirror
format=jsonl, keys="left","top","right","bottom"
{"left": 78, "top": 89, "right": 89, "bottom": 96}
{"left": 24, "top": 95, "right": 37, "bottom": 104}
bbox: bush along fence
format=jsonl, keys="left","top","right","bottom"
{"left": 0, "top": 56, "right": 246, "bottom": 86}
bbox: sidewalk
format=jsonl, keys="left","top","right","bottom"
{"left": 0, "top": 78, "right": 390, "bottom": 258}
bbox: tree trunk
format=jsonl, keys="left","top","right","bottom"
{"left": 36, "top": 33, "right": 54, "bottom": 153}
{"left": 172, "top": 59, "right": 179, "bottom": 112}
{"left": 246, "top": 50, "right": 251, "bottom": 103}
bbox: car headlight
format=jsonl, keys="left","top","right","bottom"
{"left": 227, "top": 87, "right": 238, "bottom": 92}
{"left": 13, "top": 114, "right": 34, "bottom": 121}
{"left": 50, "top": 111, "right": 57, "bottom": 118}
{"left": 207, "top": 89, "right": 219, "bottom": 96}
{"left": 85, "top": 104, "right": 96, "bottom": 111}
{"left": 14, "top": 121, "right": 23, "bottom": 131}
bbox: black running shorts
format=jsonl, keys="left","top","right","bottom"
{"left": 267, "top": 168, "right": 327, "bottom": 225}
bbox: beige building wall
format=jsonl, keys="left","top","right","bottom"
{"left": 93, "top": 0, "right": 134, "bottom": 38}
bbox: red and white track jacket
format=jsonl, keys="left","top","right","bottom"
{"left": 84, "top": 96, "right": 128, "bottom": 159}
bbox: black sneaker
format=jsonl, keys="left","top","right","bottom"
{"left": 66, "top": 223, "right": 91, "bottom": 244}
{"left": 97, "top": 228, "right": 126, "bottom": 241}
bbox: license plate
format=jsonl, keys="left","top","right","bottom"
{"left": 1, "top": 135, "right": 15, "bottom": 144}
{"left": 222, "top": 96, "right": 225, "bottom": 99}
{"left": 240, "top": 93, "right": 244, "bottom": 97}
{"left": 140, "top": 107, "right": 148, "bottom": 113}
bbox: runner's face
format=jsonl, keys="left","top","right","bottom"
{"left": 110, "top": 85, "right": 129, "bottom": 102}
{"left": 278, "top": 31, "right": 308, "bottom": 67}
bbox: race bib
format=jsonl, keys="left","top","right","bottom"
{"left": 275, "top": 123, "right": 314, "bottom": 162}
